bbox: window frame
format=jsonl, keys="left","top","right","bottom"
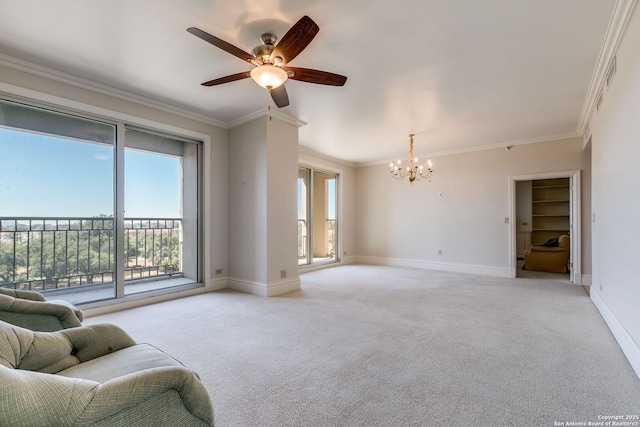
{"left": 297, "top": 164, "right": 341, "bottom": 268}
{"left": 0, "top": 92, "right": 210, "bottom": 308}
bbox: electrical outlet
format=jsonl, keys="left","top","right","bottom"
{"left": 599, "top": 282, "right": 603, "bottom": 292}
{"left": 215, "top": 269, "right": 223, "bottom": 275}
{"left": 438, "top": 249, "right": 443, "bottom": 255}
{"left": 280, "top": 269, "right": 287, "bottom": 279}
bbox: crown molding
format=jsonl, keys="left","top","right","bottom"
{"left": 0, "top": 53, "right": 227, "bottom": 129}
{"left": 356, "top": 132, "right": 580, "bottom": 168}
{"left": 298, "top": 145, "right": 358, "bottom": 168}
{"left": 227, "top": 105, "right": 307, "bottom": 129}
{"left": 576, "top": 0, "right": 638, "bottom": 135}
{"left": 0, "top": 53, "right": 309, "bottom": 131}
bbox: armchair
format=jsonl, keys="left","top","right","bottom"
{"left": 0, "top": 320, "right": 214, "bottom": 426}
{"left": 0, "top": 287, "right": 83, "bottom": 331}
{"left": 523, "top": 234, "right": 570, "bottom": 273}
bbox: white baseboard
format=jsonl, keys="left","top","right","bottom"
{"left": 265, "top": 278, "right": 301, "bottom": 296}
{"left": 228, "top": 277, "right": 300, "bottom": 297}
{"left": 227, "top": 278, "right": 267, "bottom": 296}
{"left": 581, "top": 274, "right": 592, "bottom": 286}
{"left": 354, "top": 256, "right": 511, "bottom": 278}
{"left": 206, "top": 276, "right": 228, "bottom": 291}
{"left": 341, "top": 255, "right": 357, "bottom": 265}
{"left": 590, "top": 289, "right": 640, "bottom": 380}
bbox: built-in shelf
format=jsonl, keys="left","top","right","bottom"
{"left": 531, "top": 178, "right": 570, "bottom": 244}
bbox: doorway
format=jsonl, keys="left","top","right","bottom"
{"left": 509, "top": 171, "right": 581, "bottom": 283}
{"left": 298, "top": 167, "right": 339, "bottom": 267}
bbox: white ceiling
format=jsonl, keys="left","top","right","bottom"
{"left": 0, "top": 0, "right": 616, "bottom": 164}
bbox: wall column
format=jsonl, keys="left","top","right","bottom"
{"left": 228, "top": 112, "right": 301, "bottom": 296}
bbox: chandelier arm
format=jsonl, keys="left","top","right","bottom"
{"left": 390, "top": 167, "right": 406, "bottom": 180}
{"left": 419, "top": 170, "right": 432, "bottom": 180}
{"left": 389, "top": 133, "right": 434, "bottom": 183}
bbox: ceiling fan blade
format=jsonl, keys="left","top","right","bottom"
{"left": 271, "top": 16, "right": 319, "bottom": 65}
{"left": 270, "top": 85, "right": 290, "bottom": 108}
{"left": 187, "top": 27, "right": 255, "bottom": 64}
{"left": 286, "top": 67, "right": 347, "bottom": 86}
{"left": 201, "top": 71, "right": 251, "bottom": 87}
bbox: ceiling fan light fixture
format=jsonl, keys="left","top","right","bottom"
{"left": 188, "top": 16, "right": 346, "bottom": 108}
{"left": 250, "top": 64, "right": 288, "bottom": 89}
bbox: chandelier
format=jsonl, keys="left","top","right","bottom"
{"left": 389, "top": 134, "right": 433, "bottom": 182}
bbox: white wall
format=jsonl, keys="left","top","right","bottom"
{"left": 266, "top": 117, "right": 299, "bottom": 287}
{"left": 355, "top": 137, "right": 591, "bottom": 276}
{"left": 228, "top": 115, "right": 301, "bottom": 296}
{"left": 229, "top": 119, "right": 268, "bottom": 284}
{"left": 587, "top": 3, "right": 640, "bottom": 377}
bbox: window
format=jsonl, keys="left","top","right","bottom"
{"left": 123, "top": 127, "right": 201, "bottom": 296}
{"left": 298, "top": 166, "right": 338, "bottom": 266}
{"left": 0, "top": 99, "right": 202, "bottom": 304}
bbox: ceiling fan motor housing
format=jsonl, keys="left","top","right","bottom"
{"left": 252, "top": 33, "right": 279, "bottom": 64}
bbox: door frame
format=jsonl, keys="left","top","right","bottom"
{"left": 297, "top": 162, "right": 342, "bottom": 268}
{"left": 509, "top": 170, "right": 581, "bottom": 283}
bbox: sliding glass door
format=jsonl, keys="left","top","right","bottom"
{"left": 0, "top": 100, "right": 117, "bottom": 301}
{"left": 298, "top": 166, "right": 339, "bottom": 266}
{"left": 122, "top": 127, "right": 201, "bottom": 296}
{"left": 298, "top": 168, "right": 311, "bottom": 265}
{"left": 0, "top": 99, "right": 202, "bottom": 304}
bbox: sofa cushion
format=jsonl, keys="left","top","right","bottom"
{"left": 0, "top": 292, "right": 83, "bottom": 331}
{"left": 0, "top": 321, "right": 77, "bottom": 372}
{"left": 558, "top": 234, "right": 570, "bottom": 248}
{"left": 0, "top": 366, "right": 97, "bottom": 426}
{"left": 0, "top": 288, "right": 46, "bottom": 301}
{"left": 56, "top": 343, "right": 186, "bottom": 383}
{"left": 0, "top": 321, "right": 213, "bottom": 426}
{"left": 0, "top": 321, "right": 136, "bottom": 373}
{"left": 85, "top": 388, "right": 210, "bottom": 427}
{"left": 74, "top": 367, "right": 213, "bottom": 427}
{"left": 530, "top": 246, "right": 568, "bottom": 253}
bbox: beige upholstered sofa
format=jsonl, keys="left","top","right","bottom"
{"left": 523, "top": 234, "right": 570, "bottom": 273}
{"left": 0, "top": 288, "right": 83, "bottom": 331}
{"left": 0, "top": 320, "right": 214, "bottom": 426}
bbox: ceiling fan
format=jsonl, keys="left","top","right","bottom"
{"left": 187, "top": 16, "right": 347, "bottom": 108}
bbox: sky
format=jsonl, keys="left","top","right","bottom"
{"left": 0, "top": 128, "right": 180, "bottom": 218}
{"left": 1, "top": 126, "right": 334, "bottom": 221}
{"left": 297, "top": 176, "right": 336, "bottom": 220}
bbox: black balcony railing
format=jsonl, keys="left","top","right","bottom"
{"left": 0, "top": 217, "right": 181, "bottom": 292}
{"left": 327, "top": 219, "right": 336, "bottom": 258}
{"left": 297, "top": 219, "right": 307, "bottom": 259}
{"left": 297, "top": 218, "right": 336, "bottom": 261}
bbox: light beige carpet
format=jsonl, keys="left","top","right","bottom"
{"left": 86, "top": 265, "right": 640, "bottom": 426}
